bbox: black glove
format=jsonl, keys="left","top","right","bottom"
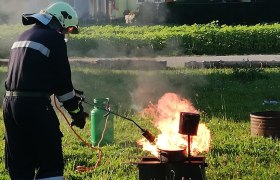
{"left": 70, "top": 105, "right": 89, "bottom": 129}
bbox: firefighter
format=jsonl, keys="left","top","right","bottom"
{"left": 2, "top": 2, "right": 87, "bottom": 180}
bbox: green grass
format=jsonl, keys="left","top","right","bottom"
{"left": 1, "top": 67, "right": 280, "bottom": 179}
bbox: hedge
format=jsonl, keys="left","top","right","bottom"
{"left": 1, "top": 22, "right": 280, "bottom": 58}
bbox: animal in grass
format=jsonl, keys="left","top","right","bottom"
{"left": 125, "top": 12, "right": 136, "bottom": 24}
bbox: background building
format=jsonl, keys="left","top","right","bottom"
{"left": 0, "top": 0, "right": 277, "bottom": 25}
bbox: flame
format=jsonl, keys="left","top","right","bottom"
{"left": 137, "top": 92, "right": 211, "bottom": 157}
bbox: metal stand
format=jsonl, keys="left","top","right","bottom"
{"left": 134, "top": 156, "right": 207, "bottom": 180}
{"left": 188, "top": 134, "right": 191, "bottom": 162}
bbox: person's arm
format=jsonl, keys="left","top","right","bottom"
{"left": 51, "top": 34, "right": 87, "bottom": 129}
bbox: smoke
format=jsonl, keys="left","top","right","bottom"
{"left": 136, "top": 2, "right": 169, "bottom": 25}
{"left": 0, "top": 0, "right": 89, "bottom": 25}
{"left": 0, "top": 0, "right": 90, "bottom": 58}
{"left": 130, "top": 68, "right": 208, "bottom": 112}
{"left": 130, "top": 72, "right": 172, "bottom": 111}
{"left": 0, "top": 0, "right": 53, "bottom": 25}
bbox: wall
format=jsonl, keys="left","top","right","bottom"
{"left": 111, "top": 0, "right": 166, "bottom": 20}
{"left": 111, "top": 0, "right": 139, "bottom": 20}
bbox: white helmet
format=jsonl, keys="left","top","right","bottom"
{"left": 22, "top": 2, "right": 79, "bottom": 34}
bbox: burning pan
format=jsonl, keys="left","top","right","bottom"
{"left": 158, "top": 149, "right": 187, "bottom": 162}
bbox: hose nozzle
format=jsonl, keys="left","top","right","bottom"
{"left": 142, "top": 129, "right": 156, "bottom": 144}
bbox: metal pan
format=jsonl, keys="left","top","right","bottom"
{"left": 158, "top": 148, "right": 187, "bottom": 162}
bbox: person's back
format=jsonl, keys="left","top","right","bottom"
{"left": 6, "top": 24, "right": 72, "bottom": 95}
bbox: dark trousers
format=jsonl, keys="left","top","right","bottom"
{"left": 3, "top": 96, "right": 64, "bottom": 179}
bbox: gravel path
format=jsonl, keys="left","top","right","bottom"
{"left": 154, "top": 55, "right": 280, "bottom": 67}
{"left": 2, "top": 54, "right": 280, "bottom": 68}
{"left": 71, "top": 54, "right": 280, "bottom": 68}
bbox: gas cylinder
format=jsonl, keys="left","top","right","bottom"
{"left": 91, "top": 98, "right": 114, "bottom": 146}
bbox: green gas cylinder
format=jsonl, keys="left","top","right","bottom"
{"left": 91, "top": 98, "right": 114, "bottom": 146}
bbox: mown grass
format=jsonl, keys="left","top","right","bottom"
{"left": 1, "top": 67, "right": 280, "bottom": 179}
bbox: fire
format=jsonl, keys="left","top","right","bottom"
{"left": 137, "top": 92, "right": 211, "bottom": 157}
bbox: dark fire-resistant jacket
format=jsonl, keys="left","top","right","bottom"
{"left": 5, "top": 24, "right": 77, "bottom": 109}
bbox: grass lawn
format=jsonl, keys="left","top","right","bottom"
{"left": 0, "top": 67, "right": 280, "bottom": 179}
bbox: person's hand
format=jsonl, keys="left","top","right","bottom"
{"left": 70, "top": 105, "right": 89, "bottom": 129}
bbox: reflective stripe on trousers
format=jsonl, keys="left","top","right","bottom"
{"left": 36, "top": 176, "right": 64, "bottom": 180}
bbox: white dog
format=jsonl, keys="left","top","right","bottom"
{"left": 125, "top": 13, "right": 135, "bottom": 24}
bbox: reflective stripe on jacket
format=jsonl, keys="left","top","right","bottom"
{"left": 5, "top": 25, "right": 75, "bottom": 101}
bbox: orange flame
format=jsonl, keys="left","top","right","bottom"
{"left": 137, "top": 93, "right": 211, "bottom": 157}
